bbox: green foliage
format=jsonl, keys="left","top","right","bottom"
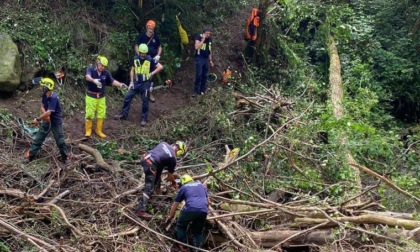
{"left": 0, "top": 109, "right": 13, "bottom": 123}
{"left": 0, "top": 3, "right": 73, "bottom": 71}
{"left": 50, "top": 208, "right": 61, "bottom": 226}
{"left": 0, "top": 242, "right": 10, "bottom": 252}
{"left": 378, "top": 173, "right": 419, "bottom": 211}
{"left": 95, "top": 140, "right": 139, "bottom": 160}
{"left": 107, "top": 30, "right": 137, "bottom": 69}
{"left": 243, "top": 0, "right": 418, "bottom": 206}
{"left": 0, "top": 0, "right": 417, "bottom": 225}
{"left": 350, "top": 0, "right": 420, "bottom": 120}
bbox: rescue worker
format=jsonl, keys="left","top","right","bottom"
{"left": 85, "top": 56, "right": 127, "bottom": 138}
{"left": 135, "top": 20, "right": 162, "bottom": 102}
{"left": 193, "top": 27, "right": 214, "bottom": 97}
{"left": 166, "top": 174, "right": 209, "bottom": 252}
{"left": 24, "top": 77, "right": 68, "bottom": 164}
{"left": 114, "top": 44, "right": 163, "bottom": 126}
{"left": 136, "top": 141, "right": 187, "bottom": 220}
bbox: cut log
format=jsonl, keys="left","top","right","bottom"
{"left": 294, "top": 214, "right": 420, "bottom": 230}
{"left": 357, "top": 210, "right": 414, "bottom": 220}
{"left": 249, "top": 227, "right": 420, "bottom": 247}
{"left": 250, "top": 229, "right": 334, "bottom": 247}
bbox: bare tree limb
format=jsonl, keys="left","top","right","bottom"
{"left": 39, "top": 203, "right": 84, "bottom": 237}
{"left": 78, "top": 143, "right": 115, "bottom": 173}
{"left": 207, "top": 209, "right": 276, "bottom": 220}
{"left": 349, "top": 163, "right": 420, "bottom": 205}
{"left": 108, "top": 226, "right": 140, "bottom": 238}
{"left": 0, "top": 217, "right": 57, "bottom": 250}
{"left": 196, "top": 101, "right": 313, "bottom": 180}
{"left": 49, "top": 190, "right": 70, "bottom": 204}
{"left": 36, "top": 180, "right": 55, "bottom": 199}
{"left": 208, "top": 206, "right": 254, "bottom": 251}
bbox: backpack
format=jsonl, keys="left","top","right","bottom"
{"left": 245, "top": 8, "right": 260, "bottom": 41}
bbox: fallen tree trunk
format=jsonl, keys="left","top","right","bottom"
{"left": 294, "top": 214, "right": 420, "bottom": 230}
{"left": 250, "top": 229, "right": 335, "bottom": 247}
{"left": 356, "top": 210, "right": 415, "bottom": 220}
{"left": 327, "top": 34, "right": 362, "bottom": 201}
{"left": 249, "top": 227, "right": 420, "bottom": 247}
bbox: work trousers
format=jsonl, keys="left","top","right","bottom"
{"left": 136, "top": 159, "right": 159, "bottom": 212}
{"left": 121, "top": 81, "right": 151, "bottom": 121}
{"left": 194, "top": 58, "right": 209, "bottom": 95}
{"left": 176, "top": 211, "right": 207, "bottom": 252}
{"left": 28, "top": 123, "right": 67, "bottom": 162}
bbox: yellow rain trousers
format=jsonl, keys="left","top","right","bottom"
{"left": 85, "top": 95, "right": 106, "bottom": 119}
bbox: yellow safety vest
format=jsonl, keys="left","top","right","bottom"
{"left": 200, "top": 42, "right": 211, "bottom": 51}
{"left": 134, "top": 58, "right": 151, "bottom": 75}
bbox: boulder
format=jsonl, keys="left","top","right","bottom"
{"left": 0, "top": 33, "right": 21, "bottom": 92}
{"left": 21, "top": 62, "right": 41, "bottom": 85}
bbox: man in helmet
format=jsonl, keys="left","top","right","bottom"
{"left": 134, "top": 19, "right": 162, "bottom": 102}
{"left": 85, "top": 55, "right": 127, "bottom": 138}
{"left": 114, "top": 44, "right": 163, "bottom": 126}
{"left": 24, "top": 77, "right": 68, "bottom": 165}
{"left": 135, "top": 141, "right": 187, "bottom": 220}
{"left": 193, "top": 27, "right": 214, "bottom": 97}
{"left": 166, "top": 174, "right": 209, "bottom": 252}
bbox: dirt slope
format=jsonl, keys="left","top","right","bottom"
{"left": 0, "top": 9, "right": 247, "bottom": 147}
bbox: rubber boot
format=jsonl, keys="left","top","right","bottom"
{"left": 95, "top": 118, "right": 107, "bottom": 138}
{"left": 137, "top": 211, "right": 153, "bottom": 221}
{"left": 85, "top": 120, "right": 93, "bottom": 137}
{"left": 178, "top": 245, "right": 188, "bottom": 252}
{"left": 23, "top": 150, "right": 33, "bottom": 164}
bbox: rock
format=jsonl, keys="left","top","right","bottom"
{"left": 0, "top": 33, "right": 22, "bottom": 92}
{"left": 21, "top": 63, "right": 41, "bottom": 87}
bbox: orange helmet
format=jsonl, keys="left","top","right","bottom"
{"left": 146, "top": 20, "right": 156, "bottom": 29}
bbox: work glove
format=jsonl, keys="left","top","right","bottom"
{"left": 120, "top": 83, "right": 128, "bottom": 89}
{"left": 128, "top": 81, "right": 134, "bottom": 90}
{"left": 93, "top": 79, "right": 102, "bottom": 88}
{"left": 153, "top": 55, "right": 160, "bottom": 63}
{"left": 32, "top": 118, "right": 40, "bottom": 126}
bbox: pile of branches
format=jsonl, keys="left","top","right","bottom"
{"left": 0, "top": 113, "right": 419, "bottom": 252}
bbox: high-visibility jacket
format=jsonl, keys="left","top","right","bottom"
{"left": 245, "top": 8, "right": 260, "bottom": 41}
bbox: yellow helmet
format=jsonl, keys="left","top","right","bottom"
{"left": 97, "top": 55, "right": 108, "bottom": 67}
{"left": 175, "top": 141, "right": 187, "bottom": 157}
{"left": 40, "top": 77, "right": 55, "bottom": 91}
{"left": 180, "top": 174, "right": 193, "bottom": 185}
{"left": 139, "top": 44, "right": 149, "bottom": 54}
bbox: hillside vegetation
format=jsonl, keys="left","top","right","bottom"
{"left": 0, "top": 0, "right": 419, "bottom": 251}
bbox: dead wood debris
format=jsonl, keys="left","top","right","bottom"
{"left": 0, "top": 122, "right": 419, "bottom": 251}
